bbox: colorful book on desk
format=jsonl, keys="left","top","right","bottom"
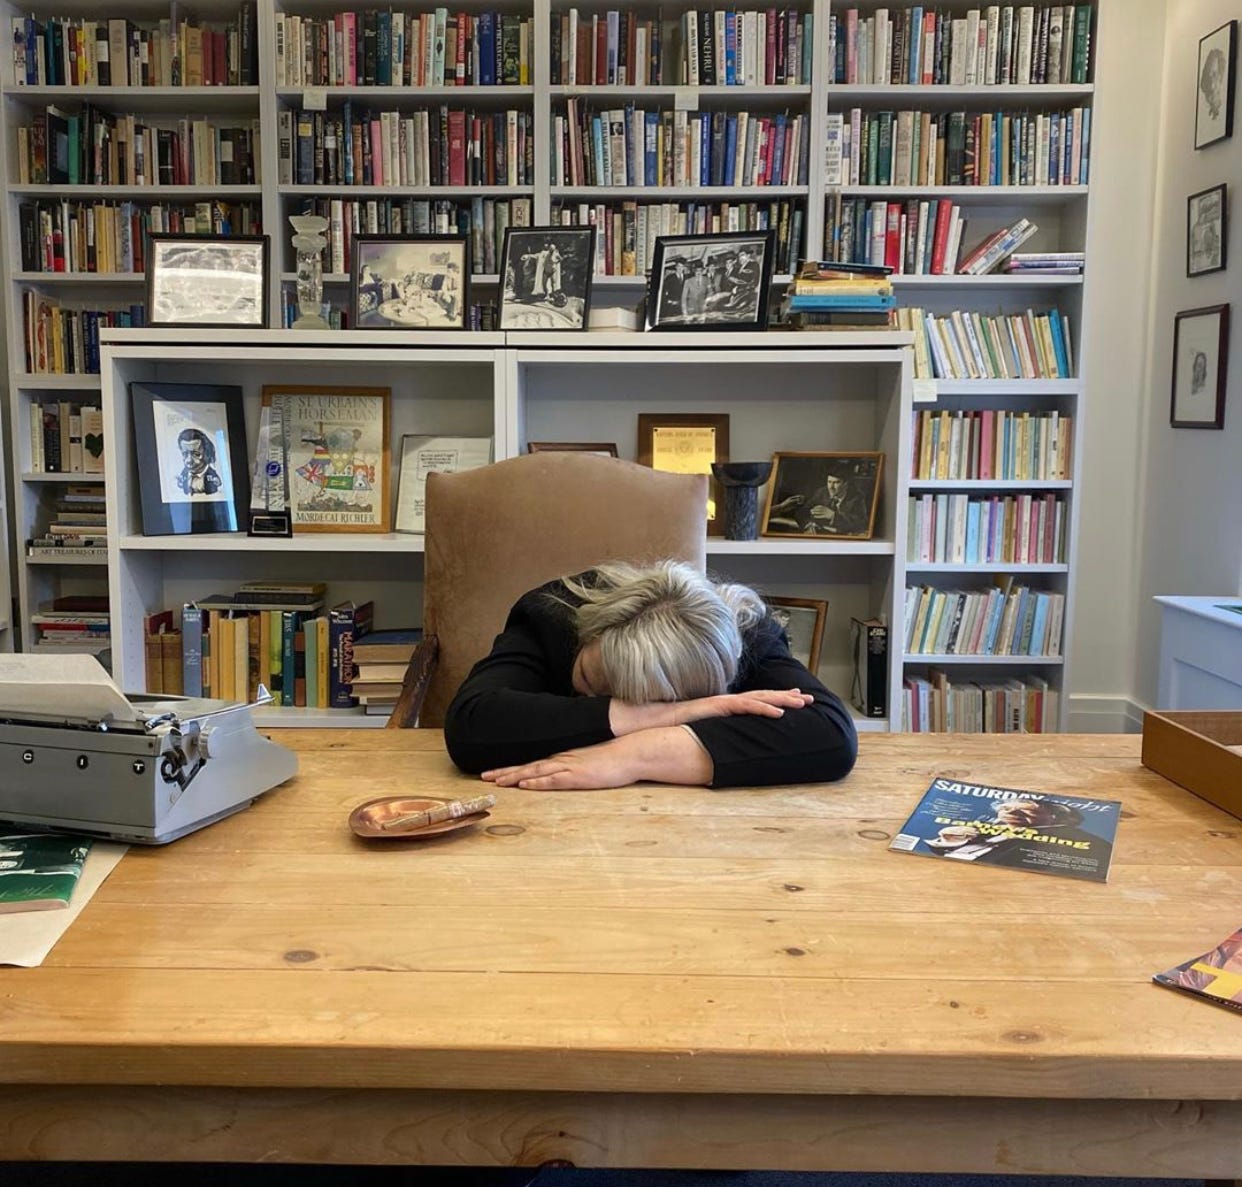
{"left": 1152, "top": 927, "right": 1242, "bottom": 1014}
{"left": 0, "top": 834, "right": 92, "bottom": 913}
{"left": 889, "top": 777, "right": 1120, "bottom": 882}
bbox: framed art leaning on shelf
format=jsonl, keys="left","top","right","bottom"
{"left": 763, "top": 452, "right": 884, "bottom": 540}
{"left": 130, "top": 382, "right": 250, "bottom": 536}
{"left": 146, "top": 234, "right": 270, "bottom": 328}
{"left": 646, "top": 230, "right": 775, "bottom": 331}
{"left": 499, "top": 226, "right": 595, "bottom": 330}
{"left": 351, "top": 234, "right": 470, "bottom": 329}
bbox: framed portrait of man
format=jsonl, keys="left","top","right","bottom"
{"left": 762, "top": 452, "right": 885, "bottom": 540}
{"left": 129, "top": 381, "right": 250, "bottom": 536}
{"left": 1171, "top": 304, "right": 1230, "bottom": 429}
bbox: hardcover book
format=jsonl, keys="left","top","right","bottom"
{"left": 890, "top": 777, "right": 1121, "bottom": 882}
{"left": 0, "top": 834, "right": 92, "bottom": 913}
{"left": 1152, "top": 927, "right": 1242, "bottom": 1014}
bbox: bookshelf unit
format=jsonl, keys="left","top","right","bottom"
{"left": 2, "top": 0, "right": 1098, "bottom": 730}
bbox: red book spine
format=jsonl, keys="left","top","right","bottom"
{"left": 595, "top": 15, "right": 606, "bottom": 84}
{"left": 885, "top": 203, "right": 901, "bottom": 270}
{"left": 929, "top": 198, "right": 953, "bottom": 274}
{"left": 765, "top": 8, "right": 777, "bottom": 85}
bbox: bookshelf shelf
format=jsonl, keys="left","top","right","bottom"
{"left": 14, "top": 272, "right": 146, "bottom": 283}
{"left": 928, "top": 379, "right": 1081, "bottom": 397}
{"left": 22, "top": 472, "right": 106, "bottom": 483}
{"left": 551, "top": 185, "right": 808, "bottom": 198}
{"left": 117, "top": 532, "right": 428, "bottom": 553}
{"left": 278, "top": 184, "right": 533, "bottom": 197}
{"left": 3, "top": 85, "right": 262, "bottom": 114}
{"left": 833, "top": 184, "right": 1089, "bottom": 206}
{"left": 826, "top": 83, "right": 1094, "bottom": 106}
{"left": 13, "top": 375, "right": 103, "bottom": 390}
{"left": 9, "top": 185, "right": 262, "bottom": 197}
{"left": 707, "top": 539, "right": 897, "bottom": 557}
{"left": 905, "top": 563, "right": 1070, "bottom": 574}
{"left": 549, "top": 84, "right": 813, "bottom": 100}
{"left": 890, "top": 274, "right": 1083, "bottom": 288}
{"left": 903, "top": 654, "right": 1065, "bottom": 666}
{"left": 909, "top": 480, "right": 1074, "bottom": 491}
{"left": 25, "top": 554, "right": 107, "bottom": 566}
{"left": 275, "top": 85, "right": 534, "bottom": 101}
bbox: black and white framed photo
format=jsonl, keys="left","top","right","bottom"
{"left": 146, "top": 233, "right": 270, "bottom": 328}
{"left": 1171, "top": 304, "right": 1230, "bottom": 429}
{"left": 762, "top": 451, "right": 884, "bottom": 540}
{"left": 646, "top": 230, "right": 775, "bottom": 330}
{"left": 499, "top": 226, "right": 596, "bottom": 330}
{"left": 1187, "top": 184, "right": 1228, "bottom": 276}
{"left": 129, "top": 381, "right": 250, "bottom": 535}
{"left": 1195, "top": 20, "right": 1237, "bottom": 149}
{"left": 767, "top": 597, "right": 828, "bottom": 673}
{"left": 350, "top": 234, "right": 469, "bottom": 329}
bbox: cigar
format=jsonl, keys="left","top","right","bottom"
{"left": 381, "top": 794, "right": 496, "bottom": 831}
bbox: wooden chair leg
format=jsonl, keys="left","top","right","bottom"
{"left": 384, "top": 635, "right": 440, "bottom": 729}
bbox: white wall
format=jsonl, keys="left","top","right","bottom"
{"left": 1067, "top": 0, "right": 1168, "bottom": 728}
{"left": 1132, "top": 0, "right": 1242, "bottom": 707}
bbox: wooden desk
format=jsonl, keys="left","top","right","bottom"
{"left": 1, "top": 731, "right": 1240, "bottom": 1179}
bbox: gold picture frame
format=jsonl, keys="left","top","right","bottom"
{"left": 636, "top": 413, "right": 730, "bottom": 535}
{"left": 261, "top": 385, "right": 392, "bottom": 533}
{"left": 762, "top": 451, "right": 884, "bottom": 541}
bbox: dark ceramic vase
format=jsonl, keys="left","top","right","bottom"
{"left": 711, "top": 462, "right": 774, "bottom": 541}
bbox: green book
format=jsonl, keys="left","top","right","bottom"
{"left": 0, "top": 834, "right": 91, "bottom": 914}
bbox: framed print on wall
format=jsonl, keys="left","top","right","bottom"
{"left": 350, "top": 234, "right": 470, "bottom": 329}
{"left": 499, "top": 225, "right": 596, "bottom": 330}
{"left": 637, "top": 412, "right": 730, "bottom": 536}
{"left": 527, "top": 442, "right": 619, "bottom": 456}
{"left": 767, "top": 597, "right": 828, "bottom": 673}
{"left": 262, "top": 386, "right": 392, "bottom": 531}
{"left": 146, "top": 233, "right": 270, "bottom": 328}
{"left": 646, "top": 230, "right": 775, "bottom": 331}
{"left": 762, "top": 452, "right": 885, "bottom": 540}
{"left": 129, "top": 381, "right": 250, "bottom": 536}
{"left": 1187, "top": 184, "right": 1228, "bottom": 277}
{"left": 1171, "top": 304, "right": 1230, "bottom": 429}
{"left": 1195, "top": 20, "right": 1237, "bottom": 149}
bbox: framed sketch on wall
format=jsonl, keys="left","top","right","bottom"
{"left": 1187, "top": 185, "right": 1227, "bottom": 277}
{"left": 1171, "top": 304, "right": 1230, "bottom": 429}
{"left": 1195, "top": 20, "right": 1237, "bottom": 149}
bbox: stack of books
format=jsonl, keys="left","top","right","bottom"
{"left": 1003, "top": 251, "right": 1085, "bottom": 276}
{"left": 26, "top": 484, "right": 106, "bottom": 560}
{"left": 350, "top": 629, "right": 424, "bottom": 716}
{"left": 956, "top": 218, "right": 1039, "bottom": 275}
{"left": 785, "top": 260, "right": 896, "bottom": 329}
{"left": 31, "top": 595, "right": 110, "bottom": 656}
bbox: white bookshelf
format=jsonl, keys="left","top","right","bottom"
{"left": 0, "top": 0, "right": 1098, "bottom": 729}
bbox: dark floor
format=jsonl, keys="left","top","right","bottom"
{"left": 5, "top": 1166, "right": 1210, "bottom": 1187}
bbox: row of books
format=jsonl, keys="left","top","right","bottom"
{"left": 276, "top": 9, "right": 530, "bottom": 88}
{"left": 293, "top": 194, "right": 531, "bottom": 274}
{"left": 553, "top": 102, "right": 810, "bottom": 189}
{"left": 902, "top": 670, "right": 1059, "bottom": 733}
{"left": 551, "top": 8, "right": 813, "bottom": 88}
{"left": 17, "top": 200, "right": 261, "bottom": 276}
{"left": 10, "top": 6, "right": 259, "bottom": 87}
{"left": 824, "top": 106, "right": 1090, "bottom": 189}
{"left": 26, "top": 486, "right": 107, "bottom": 560}
{"left": 897, "top": 306, "right": 1074, "bottom": 381}
{"left": 280, "top": 106, "right": 533, "bottom": 188}
{"left": 911, "top": 408, "right": 1073, "bottom": 482}
{"left": 554, "top": 197, "right": 803, "bottom": 279}
{"left": 904, "top": 580, "right": 1065, "bottom": 658}
{"left": 827, "top": 4, "right": 1093, "bottom": 87}
{"left": 1003, "top": 250, "right": 1083, "bottom": 274}
{"left": 18, "top": 109, "right": 260, "bottom": 188}
{"left": 907, "top": 491, "right": 1067, "bottom": 566}
{"left": 30, "top": 605, "right": 110, "bottom": 654}
{"left": 22, "top": 294, "right": 145, "bottom": 375}
{"left": 29, "top": 404, "right": 105, "bottom": 475}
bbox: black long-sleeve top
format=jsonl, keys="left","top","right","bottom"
{"left": 444, "top": 576, "right": 858, "bottom": 788}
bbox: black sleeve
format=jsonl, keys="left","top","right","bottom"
{"left": 687, "top": 616, "right": 858, "bottom": 789}
{"left": 443, "top": 590, "right": 614, "bottom": 774}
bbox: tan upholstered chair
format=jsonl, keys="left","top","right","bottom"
{"left": 386, "top": 451, "right": 708, "bottom": 729}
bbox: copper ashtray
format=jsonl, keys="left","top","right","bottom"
{"left": 349, "top": 796, "right": 492, "bottom": 840}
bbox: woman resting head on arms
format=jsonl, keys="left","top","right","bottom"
{"left": 444, "top": 559, "right": 858, "bottom": 790}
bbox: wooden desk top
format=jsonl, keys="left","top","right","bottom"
{"left": 3, "top": 731, "right": 1240, "bottom": 1101}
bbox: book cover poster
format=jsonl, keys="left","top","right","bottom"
{"left": 890, "top": 777, "right": 1121, "bottom": 882}
{"left": 0, "top": 834, "right": 92, "bottom": 913}
{"left": 1153, "top": 927, "right": 1242, "bottom": 1014}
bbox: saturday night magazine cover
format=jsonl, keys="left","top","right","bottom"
{"left": 889, "top": 777, "right": 1121, "bottom": 882}
{"left": 1153, "top": 927, "right": 1242, "bottom": 1014}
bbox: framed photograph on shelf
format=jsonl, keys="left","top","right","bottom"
{"left": 646, "top": 230, "right": 775, "bottom": 331}
{"left": 262, "top": 386, "right": 392, "bottom": 531}
{"left": 527, "top": 442, "right": 618, "bottom": 456}
{"left": 637, "top": 412, "right": 730, "bottom": 536}
{"left": 499, "top": 225, "right": 596, "bottom": 330}
{"left": 1195, "top": 20, "right": 1237, "bottom": 149}
{"left": 767, "top": 597, "right": 828, "bottom": 673}
{"left": 350, "top": 234, "right": 470, "bottom": 329}
{"left": 146, "top": 233, "right": 270, "bottom": 328}
{"left": 1187, "top": 185, "right": 1228, "bottom": 276}
{"left": 762, "top": 452, "right": 884, "bottom": 540}
{"left": 394, "top": 434, "right": 493, "bottom": 533}
{"left": 1171, "top": 305, "right": 1230, "bottom": 429}
{"left": 129, "top": 381, "right": 250, "bottom": 536}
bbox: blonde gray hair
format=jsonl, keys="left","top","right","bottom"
{"left": 562, "top": 560, "right": 766, "bottom": 702}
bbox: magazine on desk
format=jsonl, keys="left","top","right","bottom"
{"left": 0, "top": 834, "right": 92, "bottom": 913}
{"left": 889, "top": 777, "right": 1121, "bottom": 882}
{"left": 1153, "top": 927, "right": 1242, "bottom": 1014}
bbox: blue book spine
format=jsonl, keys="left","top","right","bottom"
{"left": 479, "top": 11, "right": 495, "bottom": 84}
{"left": 789, "top": 293, "right": 896, "bottom": 309}
{"left": 1049, "top": 114, "right": 1060, "bottom": 186}
{"left": 801, "top": 12, "right": 812, "bottom": 83}
{"left": 1079, "top": 107, "right": 1091, "bottom": 183}
{"left": 1009, "top": 589, "right": 1030, "bottom": 654}
{"left": 723, "top": 115, "right": 737, "bottom": 186}
{"left": 644, "top": 111, "right": 658, "bottom": 186}
{"left": 1029, "top": 592, "right": 1050, "bottom": 656}
{"left": 984, "top": 590, "right": 1005, "bottom": 655}
{"left": 770, "top": 111, "right": 787, "bottom": 185}
{"left": 724, "top": 11, "right": 736, "bottom": 84}
{"left": 376, "top": 10, "right": 391, "bottom": 85}
{"left": 343, "top": 100, "right": 354, "bottom": 184}
{"left": 965, "top": 501, "right": 980, "bottom": 566}
{"left": 1048, "top": 308, "right": 1069, "bottom": 377}
{"left": 181, "top": 604, "right": 203, "bottom": 697}
{"left": 909, "top": 8, "right": 923, "bottom": 84}
{"left": 591, "top": 114, "right": 605, "bottom": 183}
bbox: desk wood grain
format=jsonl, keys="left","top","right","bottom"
{"left": 2, "top": 732, "right": 1240, "bottom": 1176}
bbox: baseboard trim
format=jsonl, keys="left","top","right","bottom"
{"left": 1067, "top": 695, "right": 1146, "bottom": 734}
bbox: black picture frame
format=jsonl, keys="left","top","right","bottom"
{"left": 1195, "top": 20, "right": 1237, "bottom": 149}
{"left": 1187, "top": 184, "right": 1228, "bottom": 277}
{"left": 646, "top": 230, "right": 775, "bottom": 331}
{"left": 498, "top": 225, "right": 596, "bottom": 330}
{"left": 350, "top": 234, "right": 471, "bottom": 329}
{"left": 130, "top": 382, "right": 251, "bottom": 535}
{"left": 762, "top": 451, "right": 885, "bottom": 540}
{"left": 145, "top": 233, "right": 270, "bottom": 328}
{"left": 1171, "top": 305, "right": 1230, "bottom": 429}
